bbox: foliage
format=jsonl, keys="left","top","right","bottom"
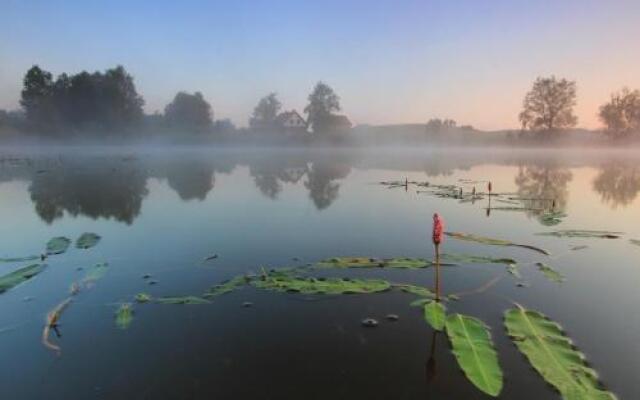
{"left": 46, "top": 237, "right": 71, "bottom": 255}
{"left": 537, "top": 230, "right": 622, "bottom": 239}
{"left": 0, "top": 263, "right": 46, "bottom": 294}
{"left": 316, "top": 256, "right": 436, "bottom": 269}
{"left": 75, "top": 232, "right": 101, "bottom": 249}
{"left": 115, "top": 303, "right": 134, "bottom": 329}
{"left": 599, "top": 87, "right": 640, "bottom": 140}
{"left": 155, "top": 296, "right": 210, "bottom": 305}
{"left": 249, "top": 92, "right": 282, "bottom": 131}
{"left": 445, "top": 232, "right": 550, "bottom": 255}
{"left": 0, "top": 255, "right": 41, "bottom": 263}
{"left": 204, "top": 275, "right": 252, "bottom": 298}
{"left": 445, "top": 314, "right": 503, "bottom": 397}
{"left": 442, "top": 253, "right": 516, "bottom": 265}
{"left": 253, "top": 276, "right": 390, "bottom": 295}
{"left": 424, "top": 301, "right": 446, "bottom": 331}
{"left": 393, "top": 284, "right": 436, "bottom": 298}
{"left": 135, "top": 293, "right": 152, "bottom": 303}
{"left": 505, "top": 306, "right": 616, "bottom": 400}
{"left": 81, "top": 262, "right": 109, "bottom": 285}
{"left": 164, "top": 91, "right": 213, "bottom": 133}
{"left": 536, "top": 263, "right": 565, "bottom": 283}
{"left": 519, "top": 76, "right": 577, "bottom": 136}
{"left": 304, "top": 81, "right": 341, "bottom": 133}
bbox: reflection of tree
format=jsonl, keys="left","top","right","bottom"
{"left": 164, "top": 160, "right": 216, "bottom": 201}
{"left": 249, "top": 158, "right": 309, "bottom": 199}
{"left": 593, "top": 162, "right": 640, "bottom": 208}
{"left": 515, "top": 164, "right": 572, "bottom": 215}
{"left": 29, "top": 161, "right": 148, "bottom": 224}
{"left": 304, "top": 161, "right": 351, "bottom": 210}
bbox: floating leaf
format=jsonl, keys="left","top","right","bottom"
{"left": 445, "top": 314, "right": 503, "bottom": 397}
{"left": 115, "top": 303, "right": 134, "bottom": 329}
{"left": 46, "top": 237, "right": 71, "bottom": 255}
{"left": 204, "top": 275, "right": 251, "bottom": 298}
{"left": 410, "top": 298, "right": 432, "bottom": 307}
{"left": 442, "top": 253, "right": 516, "bottom": 265}
{"left": 445, "top": 232, "right": 549, "bottom": 255}
{"left": 42, "top": 297, "right": 73, "bottom": 354}
{"left": 156, "top": 296, "right": 210, "bottom": 305}
{"left": 537, "top": 230, "right": 622, "bottom": 239}
{"left": 570, "top": 245, "right": 589, "bottom": 251}
{"left": 393, "top": 284, "right": 436, "bottom": 298}
{"left": 253, "top": 276, "right": 391, "bottom": 295}
{"left": 506, "top": 264, "right": 521, "bottom": 279}
{"left": 135, "top": 293, "right": 152, "bottom": 303}
{"left": 424, "top": 301, "right": 446, "bottom": 331}
{"left": 0, "top": 263, "right": 47, "bottom": 294}
{"left": 538, "top": 211, "right": 567, "bottom": 226}
{"left": 536, "top": 263, "right": 565, "bottom": 283}
{"left": 0, "top": 255, "right": 40, "bottom": 263}
{"left": 81, "top": 262, "right": 109, "bottom": 286}
{"left": 75, "top": 232, "right": 101, "bottom": 249}
{"left": 316, "top": 257, "right": 441, "bottom": 269}
{"left": 504, "top": 305, "right": 616, "bottom": 400}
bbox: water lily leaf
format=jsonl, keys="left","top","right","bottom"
{"left": 0, "top": 263, "right": 47, "bottom": 294}
{"left": 536, "top": 263, "right": 564, "bottom": 283}
{"left": 424, "top": 301, "right": 446, "bottom": 331}
{"left": 505, "top": 305, "right": 616, "bottom": 400}
{"left": 0, "top": 255, "right": 41, "bottom": 263}
{"left": 115, "top": 303, "right": 134, "bottom": 329}
{"left": 393, "top": 284, "right": 436, "bottom": 298}
{"left": 46, "top": 237, "right": 71, "bottom": 255}
{"left": 445, "top": 313, "right": 503, "bottom": 397}
{"left": 156, "top": 296, "right": 210, "bottom": 305}
{"left": 442, "top": 253, "right": 516, "bottom": 265}
{"left": 537, "top": 230, "right": 622, "bottom": 239}
{"left": 445, "top": 232, "right": 549, "bottom": 255}
{"left": 538, "top": 211, "right": 567, "bottom": 226}
{"left": 316, "top": 257, "right": 439, "bottom": 269}
{"left": 410, "top": 298, "right": 432, "bottom": 307}
{"left": 253, "top": 276, "right": 390, "bottom": 295}
{"left": 204, "top": 275, "right": 252, "bottom": 298}
{"left": 135, "top": 293, "right": 152, "bottom": 303}
{"left": 75, "top": 233, "right": 101, "bottom": 249}
{"left": 81, "top": 262, "right": 109, "bottom": 286}
{"left": 506, "top": 264, "right": 521, "bottom": 279}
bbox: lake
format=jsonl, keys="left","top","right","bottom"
{"left": 0, "top": 147, "right": 639, "bottom": 399}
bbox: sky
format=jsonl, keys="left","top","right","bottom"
{"left": 1, "top": 0, "right": 639, "bottom": 130}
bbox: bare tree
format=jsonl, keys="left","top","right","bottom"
{"left": 519, "top": 76, "right": 577, "bottom": 138}
{"left": 599, "top": 88, "right": 640, "bottom": 140}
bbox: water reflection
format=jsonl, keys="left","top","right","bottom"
{"left": 593, "top": 161, "right": 640, "bottom": 209}
{"left": 514, "top": 163, "right": 572, "bottom": 217}
{"left": 304, "top": 160, "right": 351, "bottom": 210}
{"left": 249, "top": 157, "right": 308, "bottom": 199}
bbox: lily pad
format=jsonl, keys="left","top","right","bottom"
{"left": 410, "top": 298, "right": 432, "bottom": 307}
{"left": 0, "top": 263, "right": 47, "bottom": 294}
{"left": 316, "top": 257, "right": 438, "bottom": 269}
{"left": 536, "top": 263, "right": 565, "bottom": 283}
{"left": 537, "top": 230, "right": 622, "bottom": 239}
{"left": 538, "top": 211, "right": 567, "bottom": 226}
{"left": 0, "top": 255, "right": 41, "bottom": 263}
{"left": 204, "top": 275, "right": 252, "bottom": 298}
{"left": 156, "top": 296, "right": 210, "bottom": 305}
{"left": 75, "top": 233, "right": 101, "bottom": 249}
{"left": 135, "top": 293, "right": 152, "bottom": 303}
{"left": 424, "top": 301, "right": 446, "bottom": 331}
{"left": 445, "top": 313, "right": 503, "bottom": 397}
{"left": 506, "top": 264, "right": 521, "bottom": 279}
{"left": 505, "top": 305, "right": 616, "bottom": 400}
{"left": 442, "top": 253, "right": 516, "bottom": 265}
{"left": 81, "top": 262, "right": 109, "bottom": 285}
{"left": 253, "top": 276, "right": 391, "bottom": 295}
{"left": 393, "top": 284, "right": 436, "bottom": 298}
{"left": 115, "top": 303, "right": 134, "bottom": 329}
{"left": 46, "top": 237, "right": 71, "bottom": 255}
{"left": 445, "top": 232, "right": 549, "bottom": 255}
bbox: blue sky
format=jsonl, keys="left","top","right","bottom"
{"left": 1, "top": 0, "right": 639, "bottom": 129}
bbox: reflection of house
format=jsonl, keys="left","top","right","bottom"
{"left": 275, "top": 110, "right": 307, "bottom": 133}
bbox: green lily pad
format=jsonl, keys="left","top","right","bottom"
{"left": 537, "top": 230, "right": 622, "bottom": 239}
{"left": 445, "top": 232, "right": 549, "bottom": 255}
{"left": 538, "top": 211, "right": 567, "bottom": 226}
{"left": 156, "top": 296, "right": 210, "bottom": 305}
{"left": 410, "top": 298, "right": 432, "bottom": 307}
{"left": 253, "top": 276, "right": 391, "bottom": 295}
{"left": 442, "top": 253, "right": 516, "bottom": 265}
{"left": 0, "top": 255, "right": 41, "bottom": 263}
{"left": 0, "top": 263, "right": 47, "bottom": 294}
{"left": 316, "top": 257, "right": 438, "bottom": 269}
{"left": 536, "top": 263, "right": 564, "bottom": 283}
{"left": 135, "top": 293, "right": 152, "bottom": 303}
{"left": 115, "top": 303, "right": 134, "bottom": 329}
{"left": 393, "top": 284, "right": 436, "bottom": 298}
{"left": 204, "top": 275, "right": 252, "bottom": 298}
{"left": 505, "top": 305, "right": 616, "bottom": 400}
{"left": 46, "top": 237, "right": 71, "bottom": 255}
{"left": 445, "top": 313, "right": 503, "bottom": 397}
{"left": 424, "top": 301, "right": 446, "bottom": 331}
{"left": 75, "top": 233, "right": 101, "bottom": 249}
{"left": 81, "top": 262, "right": 109, "bottom": 285}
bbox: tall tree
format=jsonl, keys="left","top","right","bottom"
{"left": 164, "top": 91, "right": 213, "bottom": 133}
{"left": 20, "top": 65, "right": 55, "bottom": 129}
{"left": 304, "top": 82, "right": 341, "bottom": 133}
{"left": 249, "top": 92, "right": 281, "bottom": 131}
{"left": 519, "top": 76, "right": 577, "bottom": 137}
{"left": 598, "top": 88, "right": 640, "bottom": 140}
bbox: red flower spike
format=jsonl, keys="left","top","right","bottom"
{"left": 432, "top": 213, "right": 444, "bottom": 245}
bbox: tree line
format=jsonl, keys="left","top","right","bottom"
{"left": 2, "top": 65, "right": 640, "bottom": 142}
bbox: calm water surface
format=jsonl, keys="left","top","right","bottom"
{"left": 0, "top": 147, "right": 639, "bottom": 399}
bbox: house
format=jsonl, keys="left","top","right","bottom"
{"left": 275, "top": 110, "right": 308, "bottom": 133}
